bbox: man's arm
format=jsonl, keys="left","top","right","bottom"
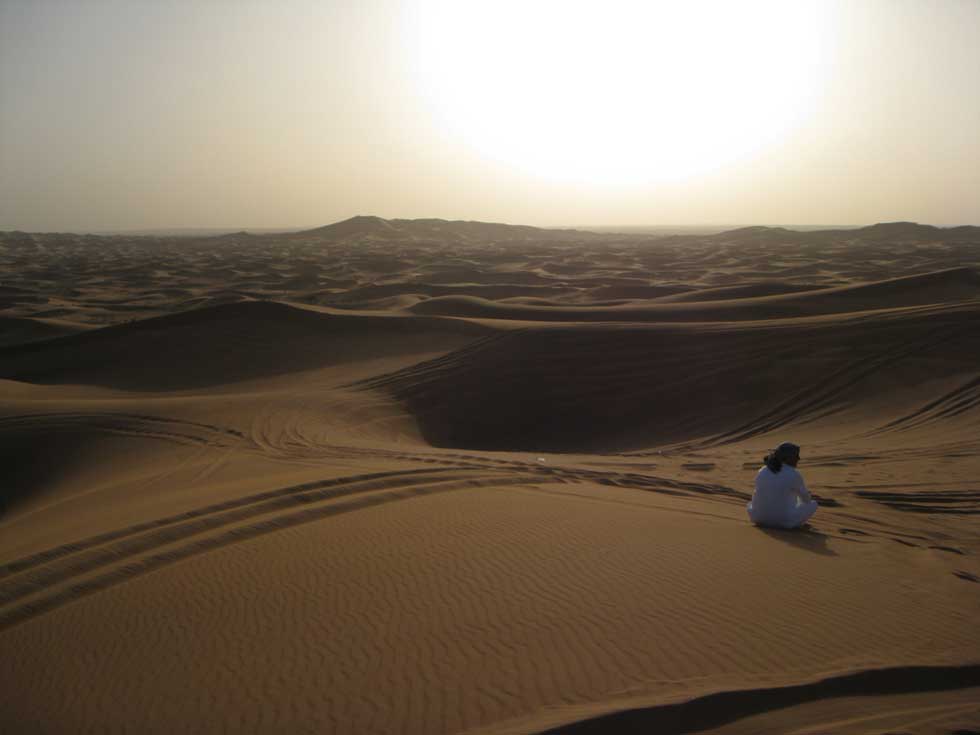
{"left": 797, "top": 473, "right": 812, "bottom": 503}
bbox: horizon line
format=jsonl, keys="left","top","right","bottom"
{"left": 4, "top": 218, "right": 979, "bottom": 237}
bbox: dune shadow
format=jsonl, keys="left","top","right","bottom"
{"left": 0, "top": 424, "right": 103, "bottom": 518}
{"left": 537, "top": 663, "right": 980, "bottom": 734}
{"left": 756, "top": 525, "right": 837, "bottom": 556}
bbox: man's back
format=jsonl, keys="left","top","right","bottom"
{"left": 749, "top": 464, "right": 811, "bottom": 527}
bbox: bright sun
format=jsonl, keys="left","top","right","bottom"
{"left": 407, "top": 0, "right": 835, "bottom": 186}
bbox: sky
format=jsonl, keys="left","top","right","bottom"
{"left": 1, "top": 0, "right": 978, "bottom": 232}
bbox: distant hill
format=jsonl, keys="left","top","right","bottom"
{"left": 852, "top": 221, "right": 980, "bottom": 241}
{"left": 295, "top": 216, "right": 601, "bottom": 243}
{"left": 713, "top": 222, "right": 980, "bottom": 244}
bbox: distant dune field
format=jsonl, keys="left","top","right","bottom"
{"left": 2, "top": 218, "right": 980, "bottom": 734}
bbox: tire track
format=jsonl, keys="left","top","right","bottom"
{"left": 0, "top": 411, "right": 247, "bottom": 449}
{"left": 207, "top": 433, "right": 752, "bottom": 507}
{"left": 868, "top": 374, "right": 980, "bottom": 435}
{"left": 0, "top": 469, "right": 551, "bottom": 631}
{"left": 856, "top": 489, "right": 980, "bottom": 515}
{"left": 0, "top": 467, "right": 472, "bottom": 580}
{"left": 1, "top": 446, "right": 748, "bottom": 600}
{"left": 694, "top": 325, "right": 970, "bottom": 449}
{"left": 332, "top": 445, "right": 751, "bottom": 503}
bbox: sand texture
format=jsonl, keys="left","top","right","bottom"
{"left": 2, "top": 218, "right": 980, "bottom": 733}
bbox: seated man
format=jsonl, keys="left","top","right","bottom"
{"left": 747, "top": 441, "right": 817, "bottom": 529}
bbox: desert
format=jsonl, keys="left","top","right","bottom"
{"left": 4, "top": 0, "right": 980, "bottom": 730}
{"left": 2, "top": 217, "right": 979, "bottom": 733}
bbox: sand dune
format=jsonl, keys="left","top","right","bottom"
{"left": 0, "top": 316, "right": 87, "bottom": 347}
{"left": 0, "top": 300, "right": 488, "bottom": 390}
{"left": 305, "top": 282, "right": 579, "bottom": 310}
{"left": 652, "top": 280, "right": 821, "bottom": 302}
{"left": 365, "top": 301, "right": 980, "bottom": 452}
{"left": 2, "top": 220, "right": 979, "bottom": 733}
{"left": 408, "top": 267, "right": 980, "bottom": 322}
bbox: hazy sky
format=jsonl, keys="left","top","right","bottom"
{"left": 2, "top": 0, "right": 978, "bottom": 231}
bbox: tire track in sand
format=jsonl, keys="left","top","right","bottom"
{"left": 692, "top": 325, "right": 970, "bottom": 449}
{"left": 0, "top": 467, "right": 557, "bottom": 631}
{"left": 866, "top": 373, "right": 980, "bottom": 435}
{"left": 0, "top": 411, "right": 247, "bottom": 448}
{"left": 0, "top": 467, "right": 455, "bottom": 580}
{"left": 282, "top": 443, "right": 750, "bottom": 504}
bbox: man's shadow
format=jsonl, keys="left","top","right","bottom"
{"left": 757, "top": 525, "right": 837, "bottom": 556}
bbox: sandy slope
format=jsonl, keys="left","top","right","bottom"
{"left": 1, "top": 221, "right": 979, "bottom": 734}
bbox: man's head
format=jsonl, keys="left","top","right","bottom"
{"left": 775, "top": 441, "right": 801, "bottom": 467}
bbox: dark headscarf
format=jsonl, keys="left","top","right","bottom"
{"left": 764, "top": 441, "right": 800, "bottom": 473}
